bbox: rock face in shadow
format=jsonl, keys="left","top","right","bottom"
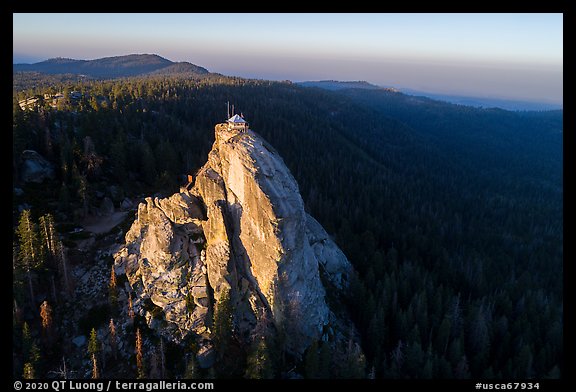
{"left": 20, "top": 150, "right": 55, "bottom": 183}
{"left": 114, "top": 122, "right": 355, "bottom": 355}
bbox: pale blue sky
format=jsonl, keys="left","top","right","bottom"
{"left": 13, "top": 13, "right": 563, "bottom": 104}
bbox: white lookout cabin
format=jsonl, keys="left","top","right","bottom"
{"left": 227, "top": 114, "right": 248, "bottom": 132}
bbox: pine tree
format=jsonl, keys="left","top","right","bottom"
{"left": 435, "top": 316, "right": 451, "bottom": 354}
{"left": 437, "top": 356, "right": 454, "bottom": 378}
{"left": 38, "top": 213, "right": 57, "bottom": 260}
{"left": 38, "top": 214, "right": 52, "bottom": 258}
{"left": 139, "top": 141, "right": 157, "bottom": 185}
{"left": 135, "top": 328, "right": 145, "bottom": 379}
{"left": 516, "top": 345, "right": 534, "bottom": 379}
{"left": 468, "top": 306, "right": 490, "bottom": 372}
{"left": 109, "top": 265, "right": 117, "bottom": 289}
{"left": 109, "top": 265, "right": 118, "bottom": 308}
{"left": 13, "top": 298, "right": 22, "bottom": 325}
{"left": 159, "top": 337, "right": 166, "bottom": 378}
{"left": 88, "top": 328, "right": 100, "bottom": 379}
{"left": 128, "top": 292, "right": 135, "bottom": 322}
{"left": 82, "top": 136, "right": 103, "bottom": 177}
{"left": 149, "top": 350, "right": 161, "bottom": 379}
{"left": 448, "top": 294, "right": 463, "bottom": 340}
{"left": 23, "top": 362, "right": 35, "bottom": 379}
{"left": 88, "top": 328, "right": 100, "bottom": 356}
{"left": 404, "top": 341, "right": 424, "bottom": 377}
{"left": 109, "top": 132, "right": 127, "bottom": 183}
{"left": 212, "top": 288, "right": 233, "bottom": 354}
{"left": 304, "top": 340, "right": 319, "bottom": 379}
{"left": 13, "top": 244, "right": 28, "bottom": 311}
{"left": 422, "top": 357, "right": 433, "bottom": 379}
{"left": 454, "top": 355, "right": 471, "bottom": 379}
{"left": 545, "top": 365, "right": 560, "bottom": 379}
{"left": 390, "top": 340, "right": 404, "bottom": 378}
{"left": 109, "top": 319, "right": 117, "bottom": 359}
{"left": 17, "top": 210, "right": 43, "bottom": 305}
{"left": 245, "top": 337, "right": 274, "bottom": 379}
{"left": 365, "top": 364, "right": 374, "bottom": 379}
{"left": 447, "top": 336, "right": 464, "bottom": 366}
{"left": 146, "top": 339, "right": 166, "bottom": 378}
{"left": 318, "top": 342, "right": 331, "bottom": 379}
{"left": 55, "top": 239, "right": 72, "bottom": 294}
{"left": 58, "top": 183, "right": 71, "bottom": 213}
{"left": 77, "top": 173, "right": 89, "bottom": 218}
{"left": 21, "top": 322, "right": 41, "bottom": 369}
{"left": 345, "top": 341, "right": 366, "bottom": 379}
{"left": 367, "top": 308, "right": 385, "bottom": 359}
{"left": 54, "top": 357, "right": 69, "bottom": 379}
{"left": 29, "top": 343, "right": 41, "bottom": 369}
{"left": 183, "top": 354, "right": 198, "bottom": 379}
{"left": 40, "top": 301, "right": 52, "bottom": 330}
{"left": 39, "top": 301, "right": 53, "bottom": 343}
{"left": 22, "top": 321, "right": 32, "bottom": 360}
{"left": 49, "top": 275, "right": 58, "bottom": 304}
{"left": 91, "top": 354, "right": 99, "bottom": 379}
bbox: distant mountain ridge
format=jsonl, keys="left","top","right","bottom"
{"left": 297, "top": 80, "right": 384, "bottom": 91}
{"left": 298, "top": 80, "right": 560, "bottom": 111}
{"left": 13, "top": 54, "right": 209, "bottom": 78}
{"left": 399, "top": 88, "right": 563, "bottom": 111}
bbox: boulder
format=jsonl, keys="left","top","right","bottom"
{"left": 20, "top": 150, "right": 54, "bottom": 183}
{"left": 99, "top": 197, "right": 115, "bottom": 216}
{"left": 72, "top": 335, "right": 87, "bottom": 347}
{"left": 120, "top": 198, "right": 133, "bottom": 211}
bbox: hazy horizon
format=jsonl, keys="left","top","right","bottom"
{"left": 13, "top": 13, "right": 563, "bottom": 105}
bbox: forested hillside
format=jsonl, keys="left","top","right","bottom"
{"left": 13, "top": 54, "right": 209, "bottom": 79}
{"left": 12, "top": 74, "right": 562, "bottom": 379}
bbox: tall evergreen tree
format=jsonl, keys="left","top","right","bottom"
{"left": 127, "top": 292, "right": 135, "bottom": 323}
{"left": 135, "top": 328, "right": 145, "bottom": 379}
{"left": 318, "top": 342, "right": 332, "bottom": 379}
{"left": 304, "top": 340, "right": 319, "bottom": 379}
{"left": 245, "top": 337, "right": 274, "bottom": 379}
{"left": 23, "top": 362, "right": 35, "bottom": 379}
{"left": 77, "top": 173, "right": 89, "bottom": 218}
{"left": 159, "top": 338, "right": 166, "bottom": 378}
{"left": 109, "top": 265, "right": 118, "bottom": 308}
{"left": 389, "top": 340, "right": 404, "bottom": 378}
{"left": 16, "top": 210, "right": 43, "bottom": 305}
{"left": 22, "top": 322, "right": 32, "bottom": 362}
{"left": 55, "top": 240, "right": 72, "bottom": 295}
{"left": 88, "top": 328, "right": 100, "bottom": 379}
{"left": 212, "top": 288, "right": 233, "bottom": 354}
{"left": 344, "top": 341, "right": 366, "bottom": 379}
{"left": 91, "top": 355, "right": 99, "bottom": 379}
{"left": 82, "top": 136, "right": 103, "bottom": 177}
{"left": 38, "top": 213, "right": 57, "bottom": 259}
{"left": 454, "top": 355, "right": 471, "bottom": 379}
{"left": 183, "top": 354, "right": 198, "bottom": 379}
{"left": 109, "top": 319, "right": 117, "bottom": 360}
{"left": 39, "top": 301, "right": 53, "bottom": 344}
{"left": 149, "top": 350, "right": 161, "bottom": 379}
{"left": 109, "top": 132, "right": 127, "bottom": 183}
